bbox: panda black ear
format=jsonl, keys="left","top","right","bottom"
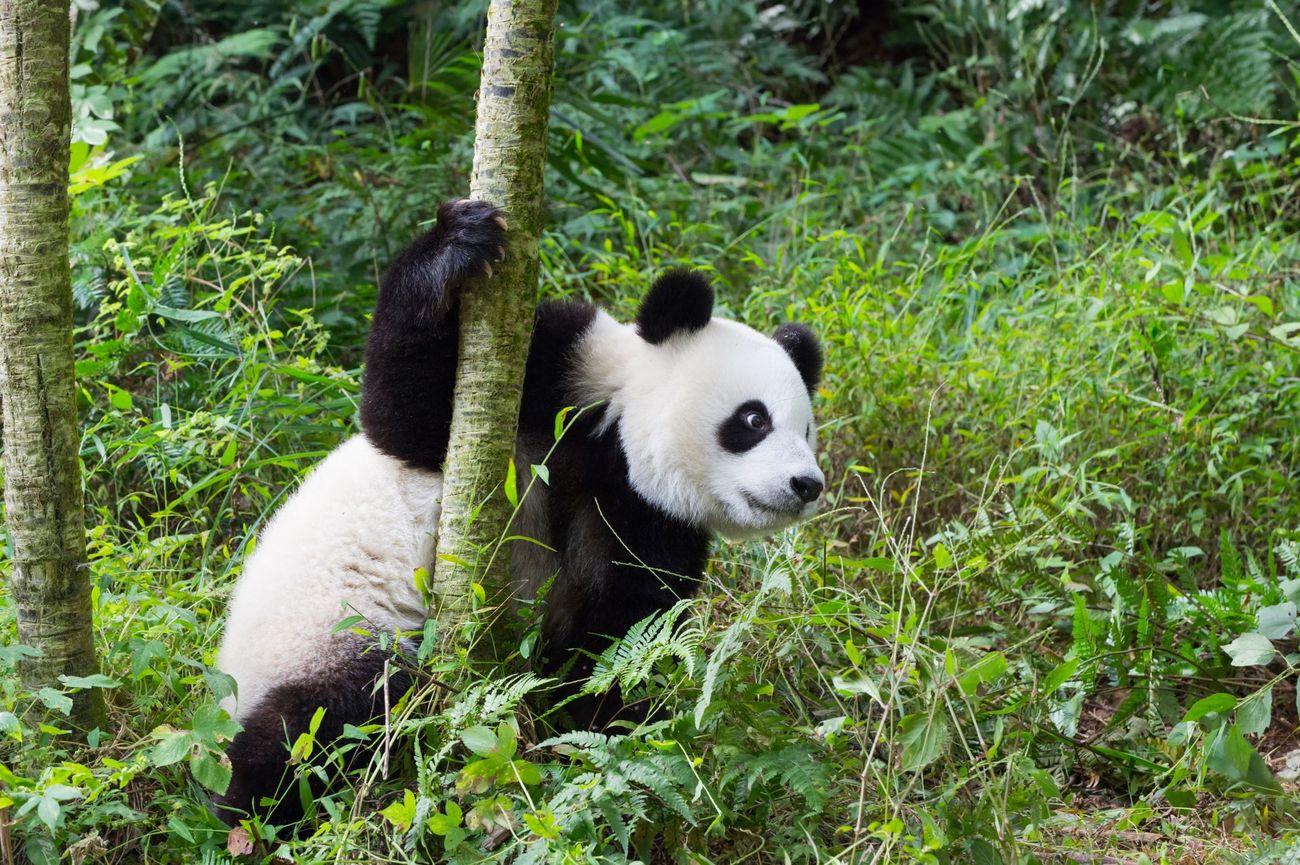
{"left": 636, "top": 269, "right": 714, "bottom": 345}
{"left": 773, "top": 323, "right": 822, "bottom": 395}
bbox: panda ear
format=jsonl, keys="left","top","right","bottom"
{"left": 773, "top": 323, "right": 822, "bottom": 395}
{"left": 636, "top": 269, "right": 714, "bottom": 345}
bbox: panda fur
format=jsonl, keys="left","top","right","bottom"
{"left": 214, "top": 199, "right": 824, "bottom": 824}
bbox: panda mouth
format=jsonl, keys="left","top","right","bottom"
{"left": 741, "top": 491, "right": 801, "bottom": 519}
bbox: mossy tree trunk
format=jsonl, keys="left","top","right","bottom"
{"left": 0, "top": 0, "right": 104, "bottom": 730}
{"left": 433, "top": 0, "right": 558, "bottom": 656}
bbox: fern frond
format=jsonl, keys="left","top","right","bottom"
{"left": 586, "top": 599, "right": 699, "bottom": 694}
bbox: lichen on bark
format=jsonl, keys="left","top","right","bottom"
{"left": 0, "top": 0, "right": 105, "bottom": 730}
{"left": 432, "top": 0, "right": 559, "bottom": 657}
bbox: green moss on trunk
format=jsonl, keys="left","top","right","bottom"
{"left": 0, "top": 0, "right": 104, "bottom": 731}
{"left": 433, "top": 0, "right": 559, "bottom": 656}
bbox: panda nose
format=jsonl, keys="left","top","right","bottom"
{"left": 789, "top": 475, "right": 823, "bottom": 503}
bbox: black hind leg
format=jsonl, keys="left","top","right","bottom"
{"left": 215, "top": 646, "right": 412, "bottom": 826}
{"left": 360, "top": 199, "right": 506, "bottom": 472}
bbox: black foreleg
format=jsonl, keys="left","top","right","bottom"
{"left": 360, "top": 199, "right": 506, "bottom": 472}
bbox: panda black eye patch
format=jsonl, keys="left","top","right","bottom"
{"left": 718, "top": 400, "right": 772, "bottom": 454}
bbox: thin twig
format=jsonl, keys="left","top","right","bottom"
{"left": 0, "top": 805, "right": 14, "bottom": 865}
{"left": 381, "top": 658, "right": 392, "bottom": 779}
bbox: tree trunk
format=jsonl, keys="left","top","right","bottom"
{"left": 0, "top": 0, "right": 103, "bottom": 730}
{"left": 433, "top": 0, "right": 558, "bottom": 655}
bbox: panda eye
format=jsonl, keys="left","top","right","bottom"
{"left": 717, "top": 400, "right": 773, "bottom": 454}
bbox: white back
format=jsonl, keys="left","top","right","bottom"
{"left": 216, "top": 436, "right": 440, "bottom": 718}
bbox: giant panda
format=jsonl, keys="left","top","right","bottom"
{"left": 214, "top": 199, "right": 824, "bottom": 824}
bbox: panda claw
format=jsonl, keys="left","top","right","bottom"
{"left": 493, "top": 215, "right": 508, "bottom": 231}
{"left": 482, "top": 261, "right": 493, "bottom": 279}
{"left": 496, "top": 245, "right": 506, "bottom": 262}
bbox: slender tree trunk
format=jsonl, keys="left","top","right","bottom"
{"left": 433, "top": 0, "right": 558, "bottom": 654}
{"left": 0, "top": 0, "right": 103, "bottom": 730}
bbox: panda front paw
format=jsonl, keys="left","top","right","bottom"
{"left": 435, "top": 198, "right": 507, "bottom": 279}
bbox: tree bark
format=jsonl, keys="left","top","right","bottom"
{"left": 0, "top": 0, "right": 103, "bottom": 730}
{"left": 433, "top": 0, "right": 558, "bottom": 655}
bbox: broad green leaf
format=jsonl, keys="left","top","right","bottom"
{"left": 380, "top": 789, "right": 417, "bottom": 830}
{"left": 456, "top": 757, "right": 502, "bottom": 794}
{"left": 444, "top": 826, "right": 466, "bottom": 852}
{"left": 36, "top": 688, "right": 73, "bottom": 716}
{"left": 524, "top": 807, "right": 560, "bottom": 839}
{"left": 1206, "top": 723, "right": 1253, "bottom": 780}
{"left": 633, "top": 110, "right": 682, "bottom": 141}
{"left": 1041, "top": 657, "right": 1079, "bottom": 695}
{"left": 1222, "top": 632, "right": 1276, "bottom": 667}
{"left": 1269, "top": 322, "right": 1300, "bottom": 344}
{"left": 899, "top": 712, "right": 948, "bottom": 771}
{"left": 1237, "top": 687, "right": 1272, "bottom": 737}
{"left": 512, "top": 759, "right": 541, "bottom": 786}
{"left": 107, "top": 385, "right": 133, "bottom": 411}
{"left": 553, "top": 405, "right": 573, "bottom": 441}
{"left": 290, "top": 730, "right": 314, "bottom": 764}
{"left": 330, "top": 614, "right": 366, "bottom": 634}
{"left": 461, "top": 725, "right": 497, "bottom": 757}
{"left": 44, "top": 784, "right": 80, "bottom": 801}
{"left": 189, "top": 704, "right": 240, "bottom": 741}
{"left": 151, "top": 731, "right": 192, "bottom": 767}
{"left": 191, "top": 752, "right": 232, "bottom": 794}
{"left": 969, "top": 837, "right": 1002, "bottom": 865}
{"left": 0, "top": 712, "right": 20, "bottom": 742}
{"left": 1205, "top": 724, "right": 1281, "bottom": 791}
{"left": 1256, "top": 602, "right": 1296, "bottom": 639}
{"left": 957, "top": 651, "right": 1007, "bottom": 695}
{"left": 428, "top": 800, "right": 463, "bottom": 835}
{"left": 832, "top": 672, "right": 882, "bottom": 703}
{"left": 1183, "top": 692, "right": 1236, "bottom": 725}
{"left": 495, "top": 722, "right": 517, "bottom": 759}
{"left": 38, "top": 796, "right": 60, "bottom": 832}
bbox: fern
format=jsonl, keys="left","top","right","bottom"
{"left": 447, "top": 673, "right": 548, "bottom": 729}
{"left": 585, "top": 599, "right": 701, "bottom": 695}
{"left": 742, "top": 745, "right": 831, "bottom": 811}
{"left": 618, "top": 759, "right": 693, "bottom": 823}
{"left": 1072, "top": 594, "right": 1100, "bottom": 692}
{"left": 268, "top": 0, "right": 396, "bottom": 79}
{"left": 1221, "top": 529, "right": 1244, "bottom": 588}
{"left": 532, "top": 733, "right": 696, "bottom": 855}
{"left": 340, "top": 0, "right": 397, "bottom": 50}
{"left": 535, "top": 729, "right": 613, "bottom": 753}
{"left": 1277, "top": 536, "right": 1300, "bottom": 576}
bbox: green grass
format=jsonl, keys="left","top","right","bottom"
{"left": 3, "top": 1, "right": 1300, "bottom": 862}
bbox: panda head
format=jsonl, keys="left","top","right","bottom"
{"left": 586, "top": 270, "right": 824, "bottom": 539}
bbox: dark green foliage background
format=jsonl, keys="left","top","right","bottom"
{"left": 2, "top": 0, "right": 1300, "bottom": 862}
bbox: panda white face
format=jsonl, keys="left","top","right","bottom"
{"left": 640, "top": 319, "right": 823, "bottom": 538}
{"left": 580, "top": 298, "right": 824, "bottom": 540}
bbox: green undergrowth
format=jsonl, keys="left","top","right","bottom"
{"left": 3, "top": 1, "right": 1300, "bottom": 863}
